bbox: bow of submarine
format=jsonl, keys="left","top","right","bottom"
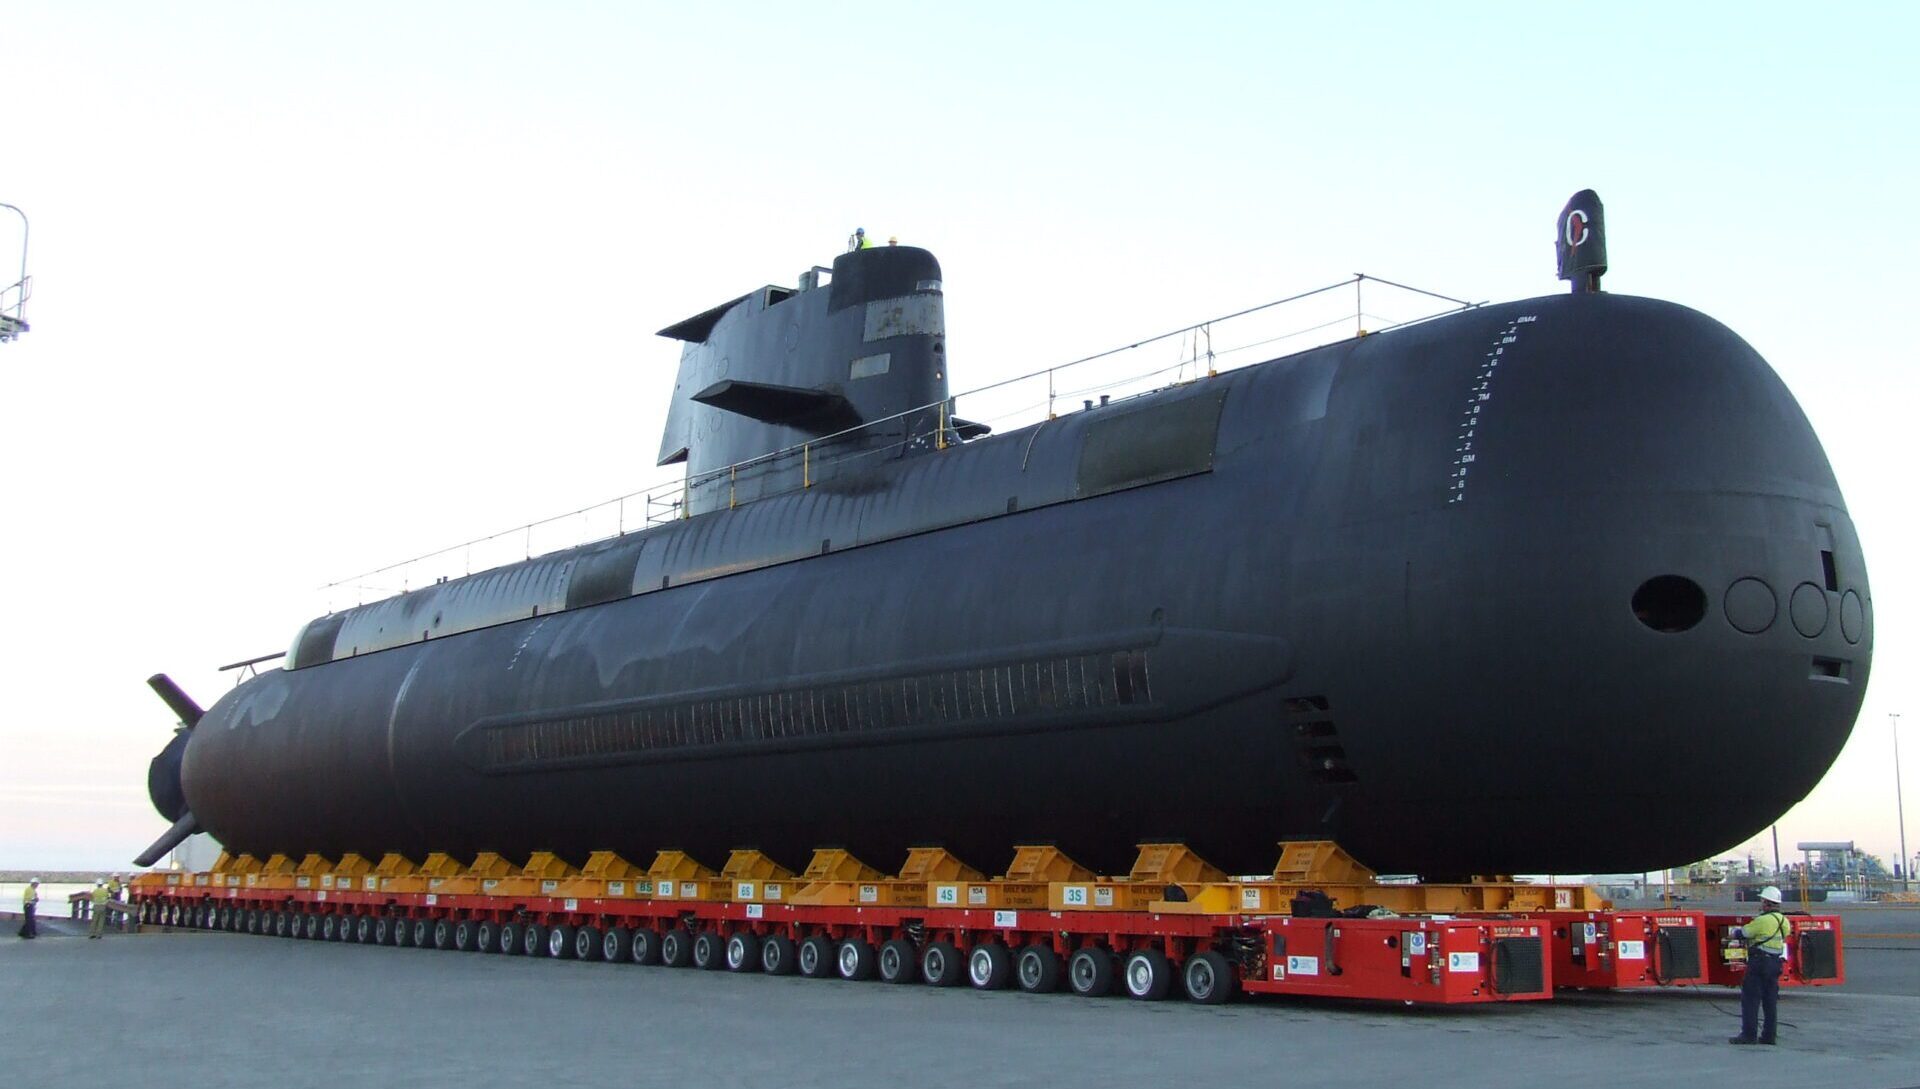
{"left": 1311, "top": 292, "right": 1870, "bottom": 877}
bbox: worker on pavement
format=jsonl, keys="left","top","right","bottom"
{"left": 87, "top": 880, "right": 110, "bottom": 939}
{"left": 847, "top": 227, "right": 872, "bottom": 252}
{"left": 1729, "top": 885, "right": 1792, "bottom": 1045}
{"left": 16, "top": 878, "right": 38, "bottom": 939}
{"left": 108, "top": 874, "right": 124, "bottom": 902}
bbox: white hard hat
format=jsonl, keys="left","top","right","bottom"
{"left": 1758, "top": 885, "right": 1783, "bottom": 903}
{"left": 94, "top": 879, "right": 104, "bottom": 886}
{"left": 28, "top": 877, "right": 38, "bottom": 885}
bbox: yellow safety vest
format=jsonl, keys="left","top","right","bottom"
{"left": 90, "top": 887, "right": 109, "bottom": 906}
{"left": 1743, "top": 910, "right": 1791, "bottom": 955}
{"left": 22, "top": 887, "right": 35, "bottom": 907}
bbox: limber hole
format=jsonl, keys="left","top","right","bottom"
{"left": 1810, "top": 657, "right": 1850, "bottom": 681}
{"left": 1821, "top": 550, "right": 1838, "bottom": 592}
{"left": 1632, "top": 575, "right": 1707, "bottom": 633}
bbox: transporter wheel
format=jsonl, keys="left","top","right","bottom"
{"left": 838, "top": 940, "right": 878, "bottom": 981}
{"left": 303, "top": 914, "right": 321, "bottom": 940}
{"left": 498, "top": 921, "right": 522, "bottom": 955}
{"left": 411, "top": 918, "right": 433, "bottom": 949}
{"left": 1124, "top": 948, "right": 1174, "bottom": 1001}
{"left": 575, "top": 925, "right": 602, "bottom": 961}
{"left": 355, "top": 914, "right": 374, "bottom": 944}
{"left": 217, "top": 906, "right": 231, "bottom": 930}
{"left": 433, "top": 919, "right": 454, "bottom": 951}
{"left": 921, "top": 941, "right": 964, "bottom": 987}
{"left": 630, "top": 927, "right": 663, "bottom": 966}
{"left": 549, "top": 924, "right": 577, "bottom": 959}
{"left": 1183, "top": 951, "right": 1237, "bottom": 1005}
{"left": 602, "top": 926, "right": 633, "bottom": 963}
{"left": 475, "top": 920, "right": 498, "bottom": 954}
{"left": 322, "top": 914, "right": 338, "bottom": 941}
{"left": 244, "top": 908, "right": 260, "bottom": 935}
{"left": 878, "top": 938, "right": 918, "bottom": 984}
{"left": 726, "top": 931, "right": 761, "bottom": 972}
{"left": 523, "top": 923, "right": 548, "bottom": 958}
{"left": 761, "top": 934, "right": 797, "bottom": 975}
{"left": 1017, "top": 944, "right": 1062, "bottom": 993}
{"left": 1067, "top": 947, "right": 1115, "bottom": 997}
{"left": 372, "top": 916, "right": 391, "bottom": 945}
{"left": 691, "top": 930, "right": 725, "bottom": 970}
{"left": 396, "top": 917, "right": 415, "bottom": 947}
{"left": 661, "top": 927, "right": 694, "bottom": 968}
{"left": 969, "top": 942, "right": 1013, "bottom": 990}
{"left": 797, "top": 935, "right": 835, "bottom": 979}
{"left": 454, "top": 919, "right": 479, "bottom": 952}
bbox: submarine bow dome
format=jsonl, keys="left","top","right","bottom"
{"left": 154, "top": 240, "right": 1869, "bottom": 878}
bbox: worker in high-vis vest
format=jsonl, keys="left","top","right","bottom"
{"left": 108, "top": 874, "right": 123, "bottom": 902}
{"left": 16, "top": 879, "right": 37, "bottom": 939}
{"left": 847, "top": 227, "right": 872, "bottom": 252}
{"left": 1729, "top": 885, "right": 1792, "bottom": 1045}
{"left": 87, "top": 880, "right": 110, "bottom": 939}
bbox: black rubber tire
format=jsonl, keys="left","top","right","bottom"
{"left": 797, "top": 935, "right": 835, "bottom": 979}
{"left": 1017, "top": 944, "right": 1063, "bottom": 993}
{"left": 691, "top": 930, "right": 725, "bottom": 970}
{"left": 631, "top": 927, "right": 662, "bottom": 966}
{"left": 548, "top": 923, "right": 577, "bottom": 959}
{"left": 1183, "top": 950, "right": 1237, "bottom": 1004}
{"left": 603, "top": 926, "right": 633, "bottom": 963}
{"left": 726, "top": 931, "right": 762, "bottom": 972}
{"left": 1068, "top": 947, "right": 1115, "bottom": 997}
{"left": 661, "top": 927, "right": 695, "bottom": 968}
{"left": 321, "top": 914, "right": 337, "bottom": 941}
{"left": 498, "top": 920, "right": 522, "bottom": 955}
{"left": 475, "top": 920, "right": 498, "bottom": 954}
{"left": 761, "top": 934, "right": 797, "bottom": 975}
{"left": 922, "top": 941, "right": 964, "bottom": 987}
{"left": 575, "top": 925, "right": 602, "bottom": 961}
{"left": 838, "top": 940, "right": 878, "bottom": 981}
{"left": 245, "top": 908, "right": 261, "bottom": 935}
{"left": 454, "top": 919, "right": 479, "bottom": 952}
{"left": 411, "top": 917, "right": 433, "bottom": 949}
{"left": 373, "top": 916, "right": 392, "bottom": 945}
{"left": 1123, "top": 948, "right": 1174, "bottom": 1000}
{"left": 433, "top": 919, "right": 454, "bottom": 951}
{"left": 303, "top": 913, "right": 320, "bottom": 940}
{"left": 878, "top": 938, "right": 919, "bottom": 984}
{"left": 969, "top": 942, "right": 1013, "bottom": 990}
{"left": 523, "top": 922, "right": 548, "bottom": 957}
{"left": 355, "top": 914, "right": 374, "bottom": 944}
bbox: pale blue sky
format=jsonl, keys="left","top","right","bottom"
{"left": 2, "top": 2, "right": 1915, "bottom": 871}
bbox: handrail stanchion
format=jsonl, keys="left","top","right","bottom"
{"left": 730, "top": 466, "right": 737, "bottom": 510}
{"left": 803, "top": 444, "right": 811, "bottom": 489}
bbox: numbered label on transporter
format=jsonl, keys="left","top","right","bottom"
{"left": 737, "top": 882, "right": 756, "bottom": 900}
{"left": 1447, "top": 952, "right": 1480, "bottom": 973}
{"left": 1062, "top": 886, "right": 1089, "bottom": 906}
{"left": 934, "top": 885, "right": 960, "bottom": 905}
{"left": 607, "top": 882, "right": 626, "bottom": 897}
{"left": 1616, "top": 940, "right": 1645, "bottom": 961}
{"left": 765, "top": 883, "right": 783, "bottom": 901}
{"left": 859, "top": 885, "right": 879, "bottom": 903}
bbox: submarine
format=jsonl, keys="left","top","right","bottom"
{"left": 139, "top": 192, "right": 1872, "bottom": 878}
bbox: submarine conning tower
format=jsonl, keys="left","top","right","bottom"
{"left": 657, "top": 245, "right": 970, "bottom": 516}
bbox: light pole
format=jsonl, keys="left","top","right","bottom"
{"left": 1895, "top": 713, "right": 1908, "bottom": 891}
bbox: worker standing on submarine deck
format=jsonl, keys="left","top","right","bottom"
{"left": 847, "top": 227, "right": 872, "bottom": 252}
{"left": 15, "top": 878, "right": 37, "bottom": 939}
{"left": 1729, "top": 886, "right": 1792, "bottom": 1045}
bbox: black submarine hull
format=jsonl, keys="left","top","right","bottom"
{"left": 180, "top": 292, "right": 1870, "bottom": 877}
